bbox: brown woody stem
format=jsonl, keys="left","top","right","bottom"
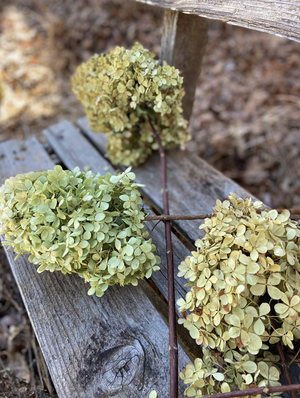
{"left": 276, "top": 341, "right": 297, "bottom": 398}
{"left": 269, "top": 316, "right": 297, "bottom": 398}
{"left": 145, "top": 214, "right": 211, "bottom": 221}
{"left": 145, "top": 211, "right": 300, "bottom": 222}
{"left": 148, "top": 118, "right": 178, "bottom": 398}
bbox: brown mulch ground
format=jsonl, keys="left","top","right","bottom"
{"left": 0, "top": 0, "right": 300, "bottom": 396}
{"left": 0, "top": 249, "right": 56, "bottom": 398}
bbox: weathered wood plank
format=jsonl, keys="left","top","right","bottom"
{"left": 43, "top": 120, "right": 112, "bottom": 175}
{"left": 43, "top": 121, "right": 190, "bottom": 308}
{"left": 43, "top": 120, "right": 204, "bottom": 361}
{"left": 3, "top": 249, "right": 192, "bottom": 397}
{"left": 0, "top": 137, "right": 190, "bottom": 397}
{"left": 136, "top": 0, "right": 300, "bottom": 43}
{"left": 160, "top": 10, "right": 208, "bottom": 121}
{"left": 78, "top": 117, "right": 252, "bottom": 244}
{"left": 0, "top": 137, "right": 53, "bottom": 181}
{"left": 77, "top": 118, "right": 300, "bottom": 396}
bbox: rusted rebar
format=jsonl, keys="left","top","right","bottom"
{"left": 144, "top": 214, "right": 211, "bottom": 221}
{"left": 276, "top": 341, "right": 297, "bottom": 398}
{"left": 148, "top": 118, "right": 178, "bottom": 398}
{"left": 144, "top": 211, "right": 300, "bottom": 222}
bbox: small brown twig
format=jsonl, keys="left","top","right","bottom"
{"left": 270, "top": 315, "right": 297, "bottom": 398}
{"left": 184, "top": 383, "right": 300, "bottom": 398}
{"left": 145, "top": 214, "right": 211, "bottom": 221}
{"left": 144, "top": 210, "right": 300, "bottom": 222}
{"left": 276, "top": 341, "right": 297, "bottom": 398}
{"left": 31, "top": 335, "right": 55, "bottom": 394}
{"left": 26, "top": 327, "right": 37, "bottom": 395}
{"left": 2, "top": 287, "right": 23, "bottom": 314}
{"left": 147, "top": 117, "right": 178, "bottom": 398}
{"left": 31, "top": 335, "right": 44, "bottom": 390}
{"left": 0, "top": 355, "right": 21, "bottom": 398}
{"left": 289, "top": 347, "right": 300, "bottom": 366}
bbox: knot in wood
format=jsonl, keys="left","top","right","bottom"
{"left": 99, "top": 341, "right": 144, "bottom": 393}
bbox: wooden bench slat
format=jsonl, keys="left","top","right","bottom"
{"left": 3, "top": 248, "right": 192, "bottom": 397}
{"left": 77, "top": 117, "right": 252, "bottom": 244}
{"left": 43, "top": 120, "right": 207, "bottom": 362}
{"left": 160, "top": 10, "right": 208, "bottom": 121}
{"left": 75, "top": 119, "right": 300, "bottom": 396}
{"left": 0, "top": 137, "right": 53, "bottom": 181}
{"left": 137, "top": 0, "right": 300, "bottom": 43}
{"left": 43, "top": 121, "right": 191, "bottom": 310}
{"left": 43, "top": 121, "right": 204, "bottom": 361}
{"left": 43, "top": 121, "right": 252, "bottom": 365}
{"left": 0, "top": 137, "right": 190, "bottom": 397}
{"left": 43, "top": 120, "right": 112, "bottom": 175}
{"left": 2, "top": 123, "right": 299, "bottom": 396}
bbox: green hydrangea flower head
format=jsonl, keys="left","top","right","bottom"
{"left": 177, "top": 194, "right": 300, "bottom": 396}
{"left": 0, "top": 166, "right": 161, "bottom": 297}
{"left": 72, "top": 42, "right": 190, "bottom": 166}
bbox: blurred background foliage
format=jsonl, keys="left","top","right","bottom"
{"left": 0, "top": 0, "right": 299, "bottom": 396}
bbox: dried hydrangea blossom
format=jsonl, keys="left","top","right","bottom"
{"left": 177, "top": 194, "right": 300, "bottom": 396}
{"left": 72, "top": 42, "right": 190, "bottom": 166}
{"left": 0, "top": 166, "right": 160, "bottom": 297}
{"left": 180, "top": 350, "right": 281, "bottom": 397}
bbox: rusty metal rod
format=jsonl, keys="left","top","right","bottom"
{"left": 276, "top": 341, "right": 297, "bottom": 398}
{"left": 145, "top": 214, "right": 210, "bottom": 221}
{"left": 269, "top": 315, "right": 297, "bottom": 398}
{"left": 144, "top": 211, "right": 300, "bottom": 222}
{"left": 148, "top": 118, "right": 178, "bottom": 398}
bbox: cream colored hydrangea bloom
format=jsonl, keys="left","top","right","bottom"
{"left": 72, "top": 42, "right": 190, "bottom": 166}
{"left": 178, "top": 194, "right": 300, "bottom": 396}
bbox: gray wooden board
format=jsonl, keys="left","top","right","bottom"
{"left": 0, "top": 136, "right": 191, "bottom": 397}
{"left": 43, "top": 120, "right": 112, "bottom": 176}
{"left": 77, "top": 117, "right": 253, "bottom": 245}
{"left": 135, "top": 0, "right": 300, "bottom": 43}
{"left": 0, "top": 137, "right": 54, "bottom": 181}
{"left": 160, "top": 10, "right": 208, "bottom": 121}
{"left": 43, "top": 121, "right": 191, "bottom": 314}
{"left": 43, "top": 120, "right": 204, "bottom": 362}
{"left": 77, "top": 118, "right": 300, "bottom": 397}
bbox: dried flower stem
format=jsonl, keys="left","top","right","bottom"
{"left": 276, "top": 341, "right": 297, "bottom": 398}
{"left": 270, "top": 315, "right": 297, "bottom": 398}
{"left": 183, "top": 383, "right": 300, "bottom": 398}
{"left": 145, "top": 211, "right": 300, "bottom": 222}
{"left": 145, "top": 214, "right": 211, "bottom": 221}
{"left": 289, "top": 347, "right": 300, "bottom": 366}
{"left": 148, "top": 118, "right": 178, "bottom": 398}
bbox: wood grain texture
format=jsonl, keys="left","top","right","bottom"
{"left": 135, "top": 0, "right": 300, "bottom": 43}
{"left": 44, "top": 121, "right": 191, "bottom": 310}
{"left": 0, "top": 137, "right": 53, "bottom": 182}
{"left": 160, "top": 10, "right": 208, "bottom": 120}
{"left": 2, "top": 123, "right": 299, "bottom": 396}
{"left": 44, "top": 120, "right": 205, "bottom": 361}
{"left": 78, "top": 117, "right": 253, "bottom": 244}
{"left": 2, "top": 249, "right": 190, "bottom": 397}
{"left": 77, "top": 118, "right": 300, "bottom": 396}
{"left": 0, "top": 134, "right": 190, "bottom": 397}
{"left": 43, "top": 120, "right": 112, "bottom": 175}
